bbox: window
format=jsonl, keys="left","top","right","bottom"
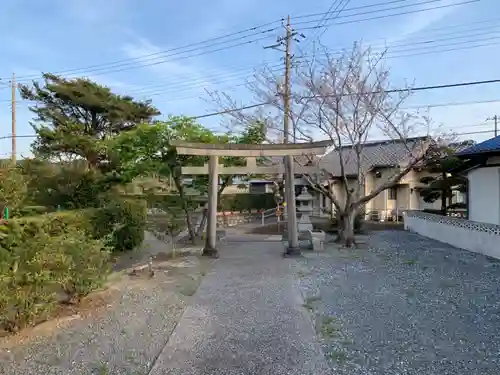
{"left": 388, "top": 187, "right": 397, "bottom": 200}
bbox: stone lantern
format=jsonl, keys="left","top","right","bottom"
{"left": 296, "top": 186, "right": 314, "bottom": 232}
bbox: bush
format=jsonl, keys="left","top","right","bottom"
{"left": 16, "top": 205, "right": 50, "bottom": 217}
{"left": 2, "top": 198, "right": 147, "bottom": 253}
{"left": 0, "top": 220, "right": 110, "bottom": 332}
{"left": 218, "top": 193, "right": 275, "bottom": 211}
{"left": 422, "top": 208, "right": 445, "bottom": 216}
{"left": 92, "top": 198, "right": 147, "bottom": 252}
{"left": 0, "top": 163, "right": 28, "bottom": 216}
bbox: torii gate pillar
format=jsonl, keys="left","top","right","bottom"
{"left": 204, "top": 155, "right": 219, "bottom": 256}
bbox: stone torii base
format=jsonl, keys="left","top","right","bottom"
{"left": 171, "top": 140, "right": 331, "bottom": 258}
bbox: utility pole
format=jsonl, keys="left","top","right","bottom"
{"left": 283, "top": 15, "right": 292, "bottom": 145}
{"left": 487, "top": 115, "right": 498, "bottom": 137}
{"left": 11, "top": 73, "right": 16, "bottom": 163}
{"left": 264, "top": 16, "right": 304, "bottom": 255}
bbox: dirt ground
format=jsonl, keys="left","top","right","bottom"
{"left": 0, "top": 251, "right": 212, "bottom": 375}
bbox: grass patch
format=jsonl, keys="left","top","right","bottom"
{"left": 340, "top": 338, "right": 354, "bottom": 346}
{"left": 318, "top": 316, "right": 342, "bottom": 339}
{"left": 95, "top": 363, "right": 145, "bottom": 375}
{"left": 302, "top": 295, "right": 321, "bottom": 311}
{"left": 97, "top": 363, "right": 110, "bottom": 375}
{"left": 405, "top": 259, "right": 417, "bottom": 265}
{"left": 297, "top": 269, "right": 310, "bottom": 278}
{"left": 327, "top": 350, "right": 348, "bottom": 364}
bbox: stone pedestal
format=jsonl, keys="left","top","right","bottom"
{"left": 308, "top": 230, "right": 326, "bottom": 251}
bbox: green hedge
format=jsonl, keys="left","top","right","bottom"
{"left": 314, "top": 211, "right": 365, "bottom": 233}
{"left": 218, "top": 193, "right": 276, "bottom": 211}
{"left": 122, "top": 192, "right": 276, "bottom": 212}
{"left": 0, "top": 221, "right": 110, "bottom": 332}
{"left": 1, "top": 198, "right": 147, "bottom": 253}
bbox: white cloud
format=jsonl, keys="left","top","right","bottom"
{"left": 386, "top": 0, "right": 466, "bottom": 45}
{"left": 120, "top": 36, "right": 233, "bottom": 104}
{"left": 59, "top": 0, "right": 132, "bottom": 24}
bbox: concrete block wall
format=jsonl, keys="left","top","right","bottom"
{"left": 404, "top": 211, "right": 500, "bottom": 260}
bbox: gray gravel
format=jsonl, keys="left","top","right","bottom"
{"left": 149, "top": 234, "right": 331, "bottom": 375}
{"left": 293, "top": 230, "right": 500, "bottom": 375}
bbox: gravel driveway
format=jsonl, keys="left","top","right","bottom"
{"left": 294, "top": 230, "right": 500, "bottom": 375}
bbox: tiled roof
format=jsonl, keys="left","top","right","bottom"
{"left": 259, "top": 137, "right": 474, "bottom": 178}
{"left": 456, "top": 135, "right": 500, "bottom": 156}
{"left": 448, "top": 140, "right": 475, "bottom": 153}
{"left": 318, "top": 137, "right": 429, "bottom": 177}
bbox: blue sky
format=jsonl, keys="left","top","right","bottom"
{"left": 1, "top": 0, "right": 499, "bottom": 158}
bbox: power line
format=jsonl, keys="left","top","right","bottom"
{"left": 291, "top": 0, "right": 410, "bottom": 20}
{"left": 300, "top": 0, "right": 352, "bottom": 53}
{"left": 404, "top": 98, "right": 500, "bottom": 109}
{"left": 4, "top": 20, "right": 284, "bottom": 82}
{"left": 3, "top": 1, "right": 474, "bottom": 83}
{"left": 300, "top": 78, "right": 500, "bottom": 100}
{"left": 5, "top": 2, "right": 415, "bottom": 82}
{"left": 295, "top": 0, "right": 445, "bottom": 26}
{"left": 332, "top": 27, "right": 500, "bottom": 54}
{"left": 2, "top": 77, "right": 500, "bottom": 135}
{"left": 6, "top": 30, "right": 499, "bottom": 108}
{"left": 5, "top": 39, "right": 500, "bottom": 110}
{"left": 384, "top": 39, "right": 500, "bottom": 59}
{"left": 306, "top": 0, "right": 350, "bottom": 41}
{"left": 6, "top": 17, "right": 496, "bottom": 98}
{"left": 11, "top": 34, "right": 276, "bottom": 84}
{"left": 137, "top": 38, "right": 500, "bottom": 102}
{"left": 190, "top": 77, "right": 500, "bottom": 117}
{"left": 298, "top": 0, "right": 479, "bottom": 30}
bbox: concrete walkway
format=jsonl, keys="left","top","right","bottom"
{"left": 149, "top": 234, "right": 331, "bottom": 375}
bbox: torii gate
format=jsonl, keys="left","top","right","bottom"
{"left": 171, "top": 140, "right": 331, "bottom": 258}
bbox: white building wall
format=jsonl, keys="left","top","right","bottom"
{"left": 468, "top": 166, "right": 500, "bottom": 225}
{"left": 404, "top": 211, "right": 500, "bottom": 260}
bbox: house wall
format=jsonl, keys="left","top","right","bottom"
{"left": 364, "top": 168, "right": 430, "bottom": 213}
{"left": 468, "top": 163, "right": 500, "bottom": 225}
{"left": 323, "top": 166, "right": 455, "bottom": 218}
{"left": 223, "top": 184, "right": 249, "bottom": 195}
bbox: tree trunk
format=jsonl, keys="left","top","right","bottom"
{"left": 195, "top": 208, "right": 208, "bottom": 237}
{"left": 336, "top": 210, "right": 356, "bottom": 248}
{"left": 440, "top": 189, "right": 447, "bottom": 216}
{"left": 440, "top": 172, "right": 447, "bottom": 216}
{"left": 173, "top": 175, "right": 196, "bottom": 242}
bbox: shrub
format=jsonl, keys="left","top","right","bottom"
{"left": 92, "top": 198, "right": 147, "bottom": 252}
{"left": 0, "top": 163, "right": 28, "bottom": 217}
{"left": 422, "top": 208, "right": 445, "bottom": 216}
{"left": 0, "top": 220, "right": 110, "bottom": 332}
{"left": 59, "top": 230, "right": 111, "bottom": 299}
{"left": 6, "top": 210, "right": 94, "bottom": 239}
{"left": 218, "top": 193, "right": 275, "bottom": 212}
{"left": 10, "top": 198, "right": 148, "bottom": 253}
{"left": 16, "top": 205, "right": 50, "bottom": 217}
